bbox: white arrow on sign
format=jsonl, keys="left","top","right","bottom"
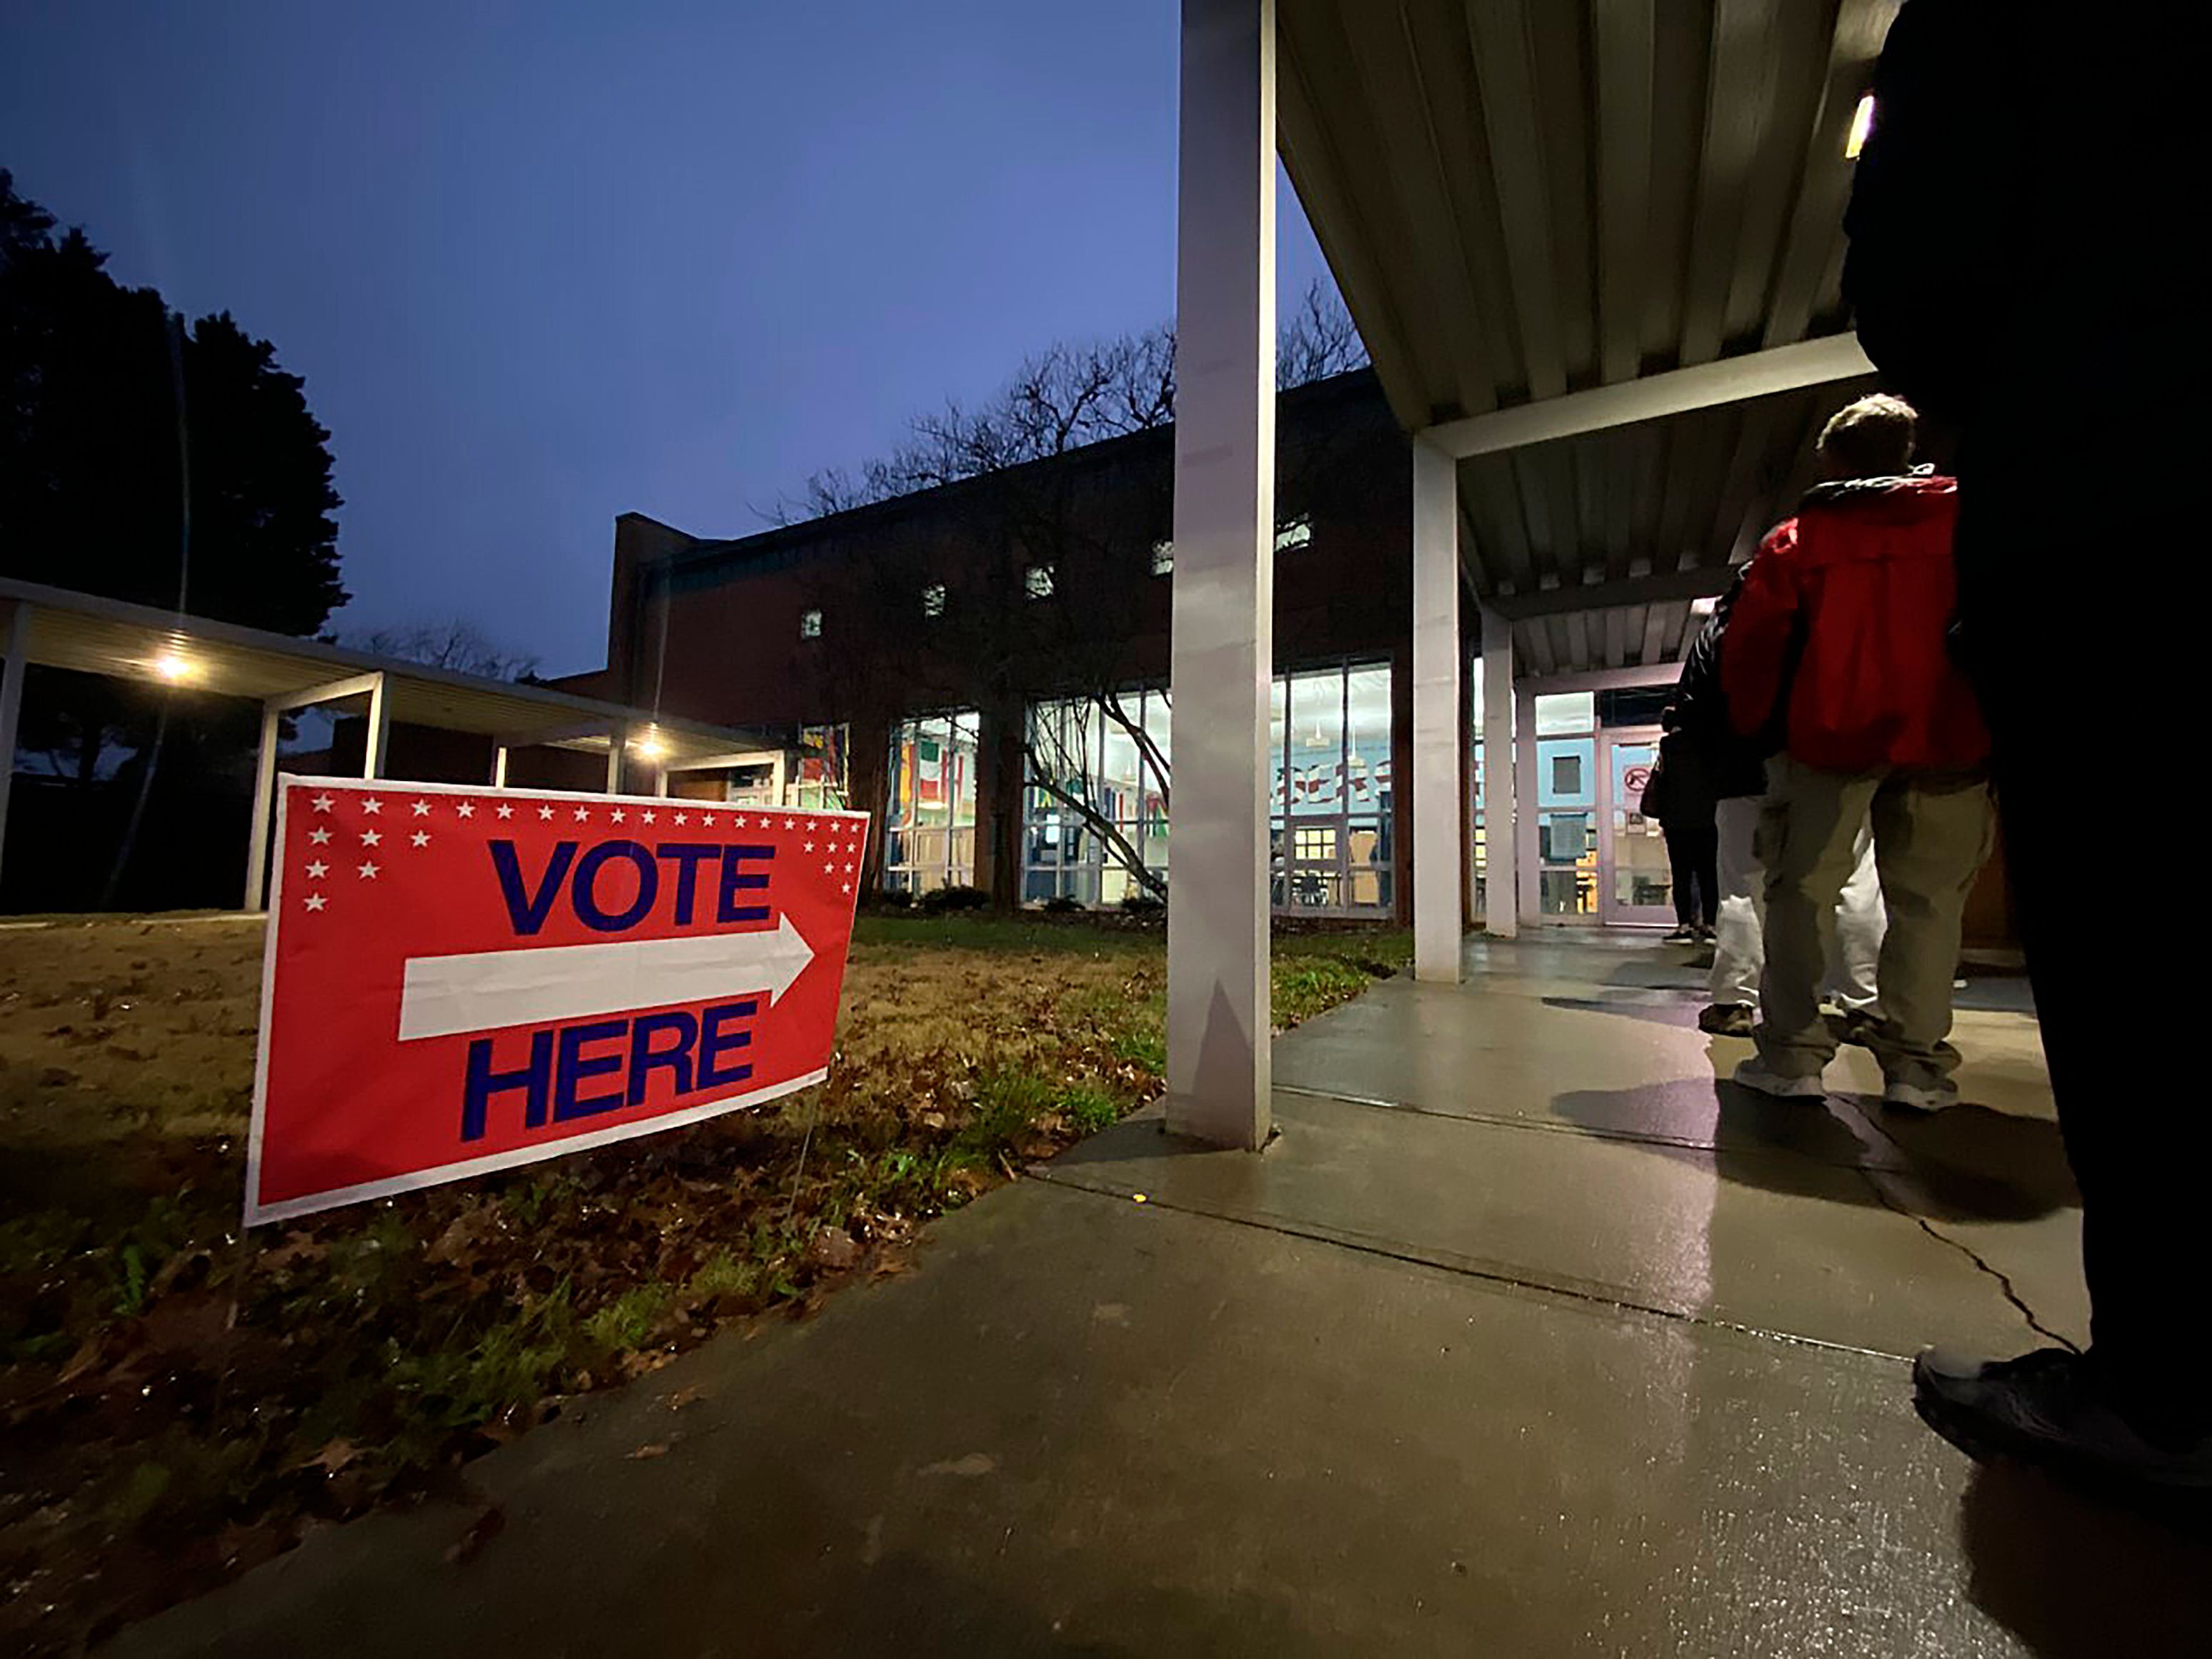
{"left": 396, "top": 912, "right": 816, "bottom": 1042}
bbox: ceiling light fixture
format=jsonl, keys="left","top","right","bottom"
{"left": 1844, "top": 93, "right": 1875, "bottom": 160}
{"left": 150, "top": 651, "right": 198, "bottom": 684}
{"left": 632, "top": 734, "right": 669, "bottom": 762}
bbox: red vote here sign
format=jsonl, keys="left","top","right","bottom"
{"left": 245, "top": 777, "right": 869, "bottom": 1225}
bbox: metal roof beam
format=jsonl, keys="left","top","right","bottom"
{"left": 1423, "top": 332, "right": 1871, "bottom": 460}
{"left": 1490, "top": 564, "right": 1734, "bottom": 622}
{"left": 264, "top": 670, "right": 384, "bottom": 712}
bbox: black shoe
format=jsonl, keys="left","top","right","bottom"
{"left": 1698, "top": 1002, "right": 1755, "bottom": 1037}
{"left": 1913, "top": 1347, "right": 2212, "bottom": 1493}
{"left": 1695, "top": 925, "right": 1716, "bottom": 943}
{"left": 1663, "top": 925, "right": 1698, "bottom": 943}
{"left": 1825, "top": 1006, "right": 1885, "bottom": 1050}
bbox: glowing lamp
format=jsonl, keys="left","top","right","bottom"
{"left": 1845, "top": 94, "right": 1875, "bottom": 160}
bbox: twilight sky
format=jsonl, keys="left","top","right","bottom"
{"left": 1, "top": 1, "right": 1338, "bottom": 674}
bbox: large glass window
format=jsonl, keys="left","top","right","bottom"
{"left": 793, "top": 723, "right": 848, "bottom": 809}
{"left": 885, "top": 712, "right": 980, "bottom": 893}
{"left": 1272, "top": 661, "right": 1393, "bottom": 915}
{"left": 1020, "top": 663, "right": 1395, "bottom": 915}
{"left": 1023, "top": 692, "right": 1170, "bottom": 905}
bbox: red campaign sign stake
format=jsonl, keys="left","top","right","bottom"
{"left": 244, "top": 776, "right": 870, "bottom": 1225}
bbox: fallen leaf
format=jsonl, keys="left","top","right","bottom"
{"left": 628, "top": 1442, "right": 671, "bottom": 1460}
{"left": 299, "top": 1438, "right": 360, "bottom": 1475}
{"left": 666, "top": 1385, "right": 705, "bottom": 1413}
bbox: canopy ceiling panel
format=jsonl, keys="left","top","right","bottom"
{"left": 1278, "top": 0, "right": 1899, "bottom": 432}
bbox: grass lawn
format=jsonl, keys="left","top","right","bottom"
{"left": 0, "top": 910, "right": 1408, "bottom": 1655}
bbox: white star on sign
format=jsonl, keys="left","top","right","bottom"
{"left": 537, "top": 804, "right": 555, "bottom": 821}
{"left": 309, "top": 827, "right": 332, "bottom": 845}
{"left": 358, "top": 861, "right": 380, "bottom": 880}
{"left": 732, "top": 814, "right": 747, "bottom": 827}
{"left": 360, "top": 828, "right": 382, "bottom": 847}
{"left": 784, "top": 818, "right": 797, "bottom": 830}
{"left": 306, "top": 860, "right": 329, "bottom": 879}
{"left": 674, "top": 812, "right": 689, "bottom": 825}
{"left": 699, "top": 812, "right": 715, "bottom": 827}
{"left": 823, "top": 860, "right": 836, "bottom": 874}
{"left": 804, "top": 841, "right": 815, "bottom": 852}
{"left": 304, "top": 892, "right": 327, "bottom": 912}
{"left": 641, "top": 809, "right": 656, "bottom": 824}
{"left": 310, "top": 792, "right": 334, "bottom": 812}
{"left": 361, "top": 797, "right": 384, "bottom": 816}
{"left": 609, "top": 808, "right": 625, "bottom": 823}
{"left": 572, "top": 806, "right": 589, "bottom": 822}
{"left": 841, "top": 883, "right": 851, "bottom": 895}
{"left": 495, "top": 803, "right": 513, "bottom": 819}
{"left": 411, "top": 799, "right": 432, "bottom": 817}
{"left": 457, "top": 801, "right": 477, "bottom": 819}
{"left": 843, "top": 862, "right": 855, "bottom": 874}
{"left": 410, "top": 831, "right": 430, "bottom": 848}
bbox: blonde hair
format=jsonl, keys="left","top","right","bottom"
{"left": 1816, "top": 393, "right": 1918, "bottom": 478}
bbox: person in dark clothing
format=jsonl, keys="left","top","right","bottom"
{"left": 1641, "top": 710, "right": 1718, "bottom": 942}
{"left": 1845, "top": 1, "right": 2205, "bottom": 1489}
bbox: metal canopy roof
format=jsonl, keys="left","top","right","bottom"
{"left": 1279, "top": 0, "right": 1898, "bottom": 672}
{"left": 1, "top": 576, "right": 769, "bottom": 767}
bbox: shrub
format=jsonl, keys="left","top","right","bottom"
{"left": 917, "top": 883, "right": 990, "bottom": 915}
{"left": 1119, "top": 891, "right": 1165, "bottom": 917}
{"left": 1040, "top": 895, "right": 1085, "bottom": 915}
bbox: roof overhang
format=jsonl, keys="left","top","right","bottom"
{"left": 1, "top": 576, "right": 772, "bottom": 769}
{"left": 1279, "top": 0, "right": 1900, "bottom": 673}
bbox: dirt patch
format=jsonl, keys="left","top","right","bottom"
{"left": 0, "top": 912, "right": 1402, "bottom": 1655}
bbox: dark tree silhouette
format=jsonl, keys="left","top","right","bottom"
{"left": 2, "top": 169, "right": 347, "bottom": 905}
{"left": 1, "top": 169, "right": 344, "bottom": 629}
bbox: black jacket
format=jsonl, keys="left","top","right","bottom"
{"left": 1670, "top": 568, "right": 1768, "bottom": 801}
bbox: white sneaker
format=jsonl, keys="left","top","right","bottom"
{"left": 1731, "top": 1057, "right": 1828, "bottom": 1100}
{"left": 1883, "top": 1078, "right": 1959, "bottom": 1114}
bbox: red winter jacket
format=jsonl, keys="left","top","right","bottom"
{"left": 1721, "top": 474, "right": 1989, "bottom": 774}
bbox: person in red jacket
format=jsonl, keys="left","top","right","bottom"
{"left": 1720, "top": 393, "right": 1992, "bottom": 1111}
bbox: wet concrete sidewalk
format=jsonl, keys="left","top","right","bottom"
{"left": 111, "top": 937, "right": 2212, "bottom": 1657}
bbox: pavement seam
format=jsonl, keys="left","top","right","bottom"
{"left": 1270, "top": 1080, "right": 1912, "bottom": 1175}
{"left": 1030, "top": 1165, "right": 1908, "bottom": 1367}
{"left": 1850, "top": 1165, "right": 2079, "bottom": 1352}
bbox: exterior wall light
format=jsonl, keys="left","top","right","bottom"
{"left": 1845, "top": 93, "right": 1875, "bottom": 160}
{"left": 151, "top": 651, "right": 198, "bottom": 683}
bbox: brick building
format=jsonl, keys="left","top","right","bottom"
{"left": 559, "top": 370, "right": 1423, "bottom": 920}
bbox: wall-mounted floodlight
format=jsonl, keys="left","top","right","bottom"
{"left": 1845, "top": 94, "right": 1875, "bottom": 160}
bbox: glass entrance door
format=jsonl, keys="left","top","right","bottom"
{"left": 1600, "top": 728, "right": 1676, "bottom": 927}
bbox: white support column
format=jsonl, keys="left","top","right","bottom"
{"left": 653, "top": 766, "right": 670, "bottom": 799}
{"left": 243, "top": 702, "right": 281, "bottom": 910}
{"left": 1480, "top": 607, "right": 1517, "bottom": 938}
{"left": 1515, "top": 689, "right": 1540, "bottom": 925}
{"left": 1165, "top": 0, "right": 1275, "bottom": 1150}
{"left": 605, "top": 727, "right": 625, "bottom": 795}
{"left": 492, "top": 744, "right": 510, "bottom": 787}
{"left": 0, "top": 602, "right": 30, "bottom": 897}
{"left": 1411, "top": 439, "right": 1463, "bottom": 982}
{"left": 361, "top": 672, "right": 389, "bottom": 779}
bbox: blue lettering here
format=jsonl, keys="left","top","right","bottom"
{"left": 458, "top": 1001, "right": 763, "bottom": 1142}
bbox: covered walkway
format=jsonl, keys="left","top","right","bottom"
{"left": 111, "top": 939, "right": 2205, "bottom": 1658}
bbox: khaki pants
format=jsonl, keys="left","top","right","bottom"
{"left": 1754, "top": 757, "right": 1994, "bottom": 1089}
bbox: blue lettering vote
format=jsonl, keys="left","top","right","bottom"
{"left": 459, "top": 1000, "right": 759, "bottom": 1142}
{"left": 487, "top": 842, "right": 775, "bottom": 936}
